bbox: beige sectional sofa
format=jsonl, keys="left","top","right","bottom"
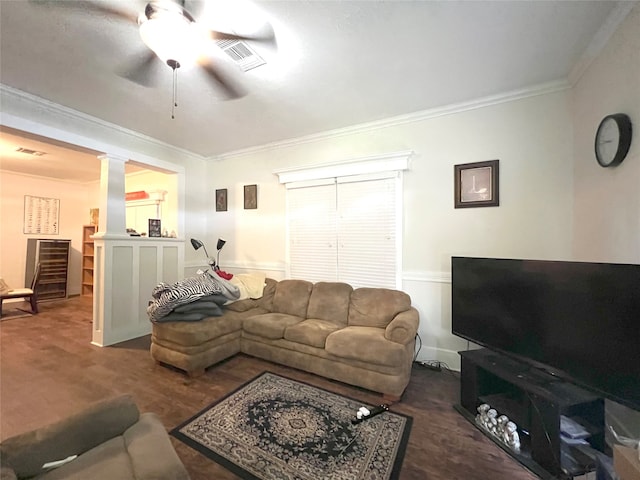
{"left": 151, "top": 278, "right": 419, "bottom": 399}
{"left": 0, "top": 395, "right": 189, "bottom": 480}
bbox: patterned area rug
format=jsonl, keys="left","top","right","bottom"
{"left": 171, "top": 372, "right": 412, "bottom": 480}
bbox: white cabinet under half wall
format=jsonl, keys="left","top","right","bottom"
{"left": 91, "top": 236, "right": 183, "bottom": 347}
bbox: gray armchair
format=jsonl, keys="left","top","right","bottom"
{"left": 0, "top": 394, "right": 190, "bottom": 480}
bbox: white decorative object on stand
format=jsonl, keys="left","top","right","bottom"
{"left": 496, "top": 415, "right": 510, "bottom": 438}
{"left": 476, "top": 404, "right": 490, "bottom": 427}
{"left": 475, "top": 403, "right": 521, "bottom": 452}
{"left": 486, "top": 408, "right": 498, "bottom": 435}
{"left": 504, "top": 421, "right": 521, "bottom": 452}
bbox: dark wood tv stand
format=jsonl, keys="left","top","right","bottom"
{"left": 455, "top": 349, "right": 606, "bottom": 480}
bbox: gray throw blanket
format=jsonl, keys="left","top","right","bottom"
{"left": 147, "top": 272, "right": 240, "bottom": 323}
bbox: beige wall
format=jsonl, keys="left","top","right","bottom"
{"left": 0, "top": 171, "right": 91, "bottom": 295}
{"left": 571, "top": 4, "right": 640, "bottom": 263}
{"left": 207, "top": 88, "right": 575, "bottom": 366}
{"left": 0, "top": 170, "right": 181, "bottom": 296}
{"left": 203, "top": 6, "right": 640, "bottom": 368}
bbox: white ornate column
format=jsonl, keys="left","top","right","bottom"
{"left": 92, "top": 154, "right": 128, "bottom": 346}
{"left": 92, "top": 154, "right": 184, "bottom": 347}
{"left": 95, "top": 154, "right": 128, "bottom": 238}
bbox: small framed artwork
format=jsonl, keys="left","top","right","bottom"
{"left": 244, "top": 184, "right": 257, "bottom": 209}
{"left": 215, "top": 189, "right": 228, "bottom": 212}
{"left": 148, "top": 219, "right": 162, "bottom": 237}
{"left": 454, "top": 160, "right": 499, "bottom": 208}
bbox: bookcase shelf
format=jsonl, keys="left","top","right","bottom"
{"left": 81, "top": 225, "right": 96, "bottom": 296}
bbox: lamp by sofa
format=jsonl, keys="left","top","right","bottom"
{"left": 215, "top": 238, "right": 226, "bottom": 270}
{"left": 190, "top": 238, "right": 215, "bottom": 269}
{"left": 190, "top": 238, "right": 226, "bottom": 271}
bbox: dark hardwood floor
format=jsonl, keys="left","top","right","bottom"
{"left": 0, "top": 296, "right": 539, "bottom": 480}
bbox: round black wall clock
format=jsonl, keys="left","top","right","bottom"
{"left": 594, "top": 113, "right": 632, "bottom": 167}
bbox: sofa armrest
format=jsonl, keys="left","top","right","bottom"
{"left": 0, "top": 394, "right": 140, "bottom": 479}
{"left": 124, "top": 413, "right": 190, "bottom": 480}
{"left": 384, "top": 307, "right": 419, "bottom": 345}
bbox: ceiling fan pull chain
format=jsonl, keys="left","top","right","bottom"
{"left": 171, "top": 67, "right": 178, "bottom": 119}
{"left": 166, "top": 59, "right": 180, "bottom": 119}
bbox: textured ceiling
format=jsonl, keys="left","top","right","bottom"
{"left": 0, "top": 0, "right": 629, "bottom": 181}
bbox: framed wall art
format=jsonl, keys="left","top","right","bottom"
{"left": 454, "top": 160, "right": 499, "bottom": 208}
{"left": 148, "top": 218, "right": 162, "bottom": 237}
{"left": 244, "top": 184, "right": 257, "bottom": 210}
{"left": 216, "top": 189, "right": 228, "bottom": 212}
{"left": 24, "top": 195, "right": 60, "bottom": 234}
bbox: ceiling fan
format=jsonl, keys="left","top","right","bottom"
{"left": 33, "top": 0, "right": 276, "bottom": 114}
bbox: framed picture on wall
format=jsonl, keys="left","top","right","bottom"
{"left": 148, "top": 218, "right": 162, "bottom": 237}
{"left": 23, "top": 195, "right": 60, "bottom": 234}
{"left": 216, "top": 189, "right": 228, "bottom": 212}
{"left": 454, "top": 160, "right": 499, "bottom": 208}
{"left": 244, "top": 184, "right": 257, "bottom": 209}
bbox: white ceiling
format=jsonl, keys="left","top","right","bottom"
{"left": 0, "top": 0, "right": 631, "bottom": 182}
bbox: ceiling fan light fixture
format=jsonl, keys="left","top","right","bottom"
{"left": 139, "top": 16, "right": 203, "bottom": 69}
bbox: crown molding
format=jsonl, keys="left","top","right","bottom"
{"left": 568, "top": 2, "right": 636, "bottom": 86}
{"left": 3, "top": 79, "right": 570, "bottom": 165}
{"left": 0, "top": 84, "right": 204, "bottom": 163}
{"left": 0, "top": 168, "right": 97, "bottom": 186}
{"left": 213, "top": 80, "right": 569, "bottom": 161}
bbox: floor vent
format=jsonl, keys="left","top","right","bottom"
{"left": 216, "top": 39, "right": 266, "bottom": 72}
{"left": 15, "top": 147, "right": 46, "bottom": 156}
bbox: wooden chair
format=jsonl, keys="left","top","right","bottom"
{"left": 0, "top": 263, "right": 41, "bottom": 318}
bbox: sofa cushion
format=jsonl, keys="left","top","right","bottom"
{"left": 348, "top": 288, "right": 412, "bottom": 328}
{"left": 271, "top": 280, "right": 313, "bottom": 317}
{"left": 243, "top": 313, "right": 304, "bottom": 340}
{"left": 306, "top": 282, "right": 353, "bottom": 326}
{"left": 225, "top": 298, "right": 258, "bottom": 312}
{"left": 256, "top": 278, "right": 277, "bottom": 311}
{"left": 153, "top": 314, "right": 246, "bottom": 346}
{"left": 34, "top": 437, "right": 134, "bottom": 480}
{"left": 284, "top": 319, "right": 342, "bottom": 348}
{"left": 325, "top": 326, "right": 407, "bottom": 367}
{"left": 36, "top": 436, "right": 136, "bottom": 480}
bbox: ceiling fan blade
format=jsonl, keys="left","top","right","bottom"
{"left": 209, "top": 22, "right": 277, "bottom": 48}
{"left": 200, "top": 60, "right": 247, "bottom": 100}
{"left": 29, "top": 0, "right": 138, "bottom": 24}
{"left": 118, "top": 51, "right": 165, "bottom": 87}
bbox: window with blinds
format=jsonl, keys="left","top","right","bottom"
{"left": 286, "top": 172, "right": 401, "bottom": 289}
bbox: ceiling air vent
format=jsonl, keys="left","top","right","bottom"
{"left": 15, "top": 147, "right": 47, "bottom": 156}
{"left": 216, "top": 39, "right": 266, "bottom": 72}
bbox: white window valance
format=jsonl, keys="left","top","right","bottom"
{"left": 273, "top": 150, "right": 412, "bottom": 185}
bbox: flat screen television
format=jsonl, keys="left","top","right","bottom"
{"left": 451, "top": 256, "right": 640, "bottom": 411}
